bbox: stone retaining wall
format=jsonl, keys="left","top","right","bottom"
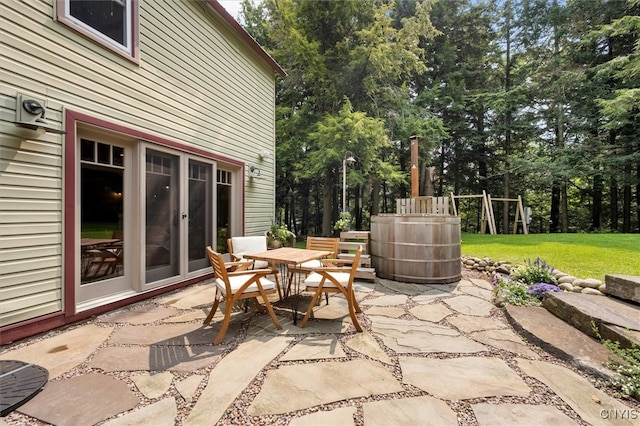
{"left": 462, "top": 256, "right": 606, "bottom": 296}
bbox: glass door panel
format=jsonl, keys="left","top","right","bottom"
{"left": 145, "top": 150, "right": 180, "bottom": 283}
{"left": 188, "top": 160, "right": 212, "bottom": 272}
{"left": 79, "top": 140, "right": 125, "bottom": 284}
{"left": 216, "top": 169, "right": 232, "bottom": 252}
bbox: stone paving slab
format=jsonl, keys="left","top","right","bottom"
{"left": 400, "top": 356, "right": 531, "bottom": 400}
{"left": 363, "top": 305, "right": 406, "bottom": 318}
{"left": 186, "top": 336, "right": 292, "bottom": 425}
{"left": 247, "top": 359, "right": 404, "bottom": 415}
{"left": 289, "top": 406, "right": 357, "bottom": 426}
{"left": 345, "top": 332, "right": 393, "bottom": 364}
{"left": 409, "top": 302, "right": 453, "bottom": 322}
{"left": 18, "top": 372, "right": 138, "bottom": 425}
{"left": 89, "top": 344, "right": 224, "bottom": 371}
{"left": 102, "top": 397, "right": 177, "bottom": 426}
{"left": 471, "top": 403, "right": 578, "bottom": 425}
{"left": 516, "top": 358, "right": 636, "bottom": 426}
{"left": 458, "top": 285, "right": 493, "bottom": 299}
{"left": 443, "top": 295, "right": 495, "bottom": 316}
{"left": 176, "top": 374, "right": 204, "bottom": 402}
{"left": 0, "top": 324, "right": 113, "bottom": 378}
{"left": 98, "top": 305, "right": 180, "bottom": 324}
{"left": 109, "top": 321, "right": 234, "bottom": 345}
{"left": 369, "top": 315, "right": 487, "bottom": 354}
{"left": 280, "top": 336, "right": 346, "bottom": 361}
{"left": 469, "top": 328, "right": 540, "bottom": 358}
{"left": 446, "top": 314, "right": 508, "bottom": 333}
{"left": 131, "top": 372, "right": 173, "bottom": 398}
{"left": 361, "top": 294, "right": 409, "bottom": 306}
{"left": 362, "top": 395, "right": 458, "bottom": 426}
{"left": 157, "top": 282, "right": 216, "bottom": 310}
{"left": 412, "top": 288, "right": 452, "bottom": 304}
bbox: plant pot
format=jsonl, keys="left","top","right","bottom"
{"left": 268, "top": 238, "right": 282, "bottom": 249}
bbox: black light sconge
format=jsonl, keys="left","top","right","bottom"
{"left": 249, "top": 165, "right": 261, "bottom": 178}
{"left": 14, "top": 94, "right": 66, "bottom": 134}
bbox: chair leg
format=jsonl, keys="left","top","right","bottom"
{"left": 257, "top": 289, "right": 282, "bottom": 329}
{"left": 253, "top": 297, "right": 265, "bottom": 313}
{"left": 213, "top": 302, "right": 233, "bottom": 345}
{"left": 352, "top": 292, "right": 362, "bottom": 313}
{"left": 272, "top": 269, "right": 283, "bottom": 300}
{"left": 204, "top": 291, "right": 220, "bottom": 324}
{"left": 347, "top": 291, "right": 363, "bottom": 332}
{"left": 300, "top": 285, "right": 323, "bottom": 328}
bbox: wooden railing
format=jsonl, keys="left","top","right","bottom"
{"left": 396, "top": 196, "right": 450, "bottom": 215}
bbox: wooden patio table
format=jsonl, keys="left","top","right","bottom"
{"left": 244, "top": 247, "right": 332, "bottom": 324}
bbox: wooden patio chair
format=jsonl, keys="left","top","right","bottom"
{"left": 287, "top": 236, "right": 340, "bottom": 297}
{"left": 227, "top": 236, "right": 283, "bottom": 300}
{"left": 205, "top": 246, "right": 282, "bottom": 345}
{"left": 299, "top": 246, "right": 363, "bottom": 332}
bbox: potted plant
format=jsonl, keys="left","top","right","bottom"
{"left": 267, "top": 221, "right": 289, "bottom": 249}
{"left": 334, "top": 211, "right": 352, "bottom": 234}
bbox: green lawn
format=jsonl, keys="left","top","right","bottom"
{"left": 461, "top": 233, "right": 640, "bottom": 281}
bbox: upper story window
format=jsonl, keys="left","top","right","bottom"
{"left": 57, "top": 0, "right": 139, "bottom": 61}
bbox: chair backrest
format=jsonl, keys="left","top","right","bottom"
{"left": 206, "top": 246, "right": 229, "bottom": 285}
{"left": 306, "top": 237, "right": 340, "bottom": 258}
{"left": 348, "top": 246, "right": 362, "bottom": 287}
{"left": 228, "top": 236, "right": 268, "bottom": 259}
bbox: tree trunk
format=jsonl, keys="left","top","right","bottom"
{"left": 550, "top": 183, "right": 560, "bottom": 233}
{"left": 355, "top": 184, "right": 362, "bottom": 230}
{"left": 591, "top": 172, "right": 603, "bottom": 231}
{"left": 561, "top": 183, "right": 569, "bottom": 233}
{"left": 610, "top": 175, "right": 618, "bottom": 231}
{"left": 371, "top": 179, "right": 380, "bottom": 216}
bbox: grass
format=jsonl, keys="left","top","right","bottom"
{"left": 461, "top": 233, "right": 640, "bottom": 282}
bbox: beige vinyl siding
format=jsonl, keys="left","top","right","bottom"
{"left": 1, "top": 0, "right": 278, "bottom": 326}
{"left": 0, "top": 129, "right": 63, "bottom": 325}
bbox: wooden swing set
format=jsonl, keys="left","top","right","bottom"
{"left": 450, "top": 191, "right": 528, "bottom": 235}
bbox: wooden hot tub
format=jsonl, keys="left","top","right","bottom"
{"left": 370, "top": 214, "right": 461, "bottom": 284}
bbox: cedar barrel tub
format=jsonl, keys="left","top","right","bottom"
{"left": 370, "top": 213, "right": 461, "bottom": 284}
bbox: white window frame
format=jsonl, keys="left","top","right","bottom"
{"left": 58, "top": 0, "right": 137, "bottom": 60}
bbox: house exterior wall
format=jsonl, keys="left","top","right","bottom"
{"left": 0, "top": 0, "right": 279, "bottom": 339}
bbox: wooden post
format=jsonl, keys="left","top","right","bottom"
{"left": 410, "top": 135, "right": 419, "bottom": 197}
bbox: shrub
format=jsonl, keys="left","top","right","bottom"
{"left": 602, "top": 339, "right": 640, "bottom": 399}
{"left": 511, "top": 257, "right": 556, "bottom": 285}
{"left": 492, "top": 258, "right": 561, "bottom": 307}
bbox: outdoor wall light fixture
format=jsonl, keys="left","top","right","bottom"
{"left": 249, "top": 165, "right": 261, "bottom": 178}
{"left": 13, "top": 94, "right": 66, "bottom": 134}
{"left": 259, "top": 149, "right": 271, "bottom": 160}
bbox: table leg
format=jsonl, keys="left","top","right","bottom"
{"left": 283, "top": 265, "right": 303, "bottom": 325}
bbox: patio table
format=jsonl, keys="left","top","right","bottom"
{"left": 244, "top": 247, "right": 332, "bottom": 324}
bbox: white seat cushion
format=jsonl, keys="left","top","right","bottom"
{"left": 297, "top": 259, "right": 323, "bottom": 269}
{"left": 231, "top": 236, "right": 267, "bottom": 256}
{"left": 303, "top": 271, "right": 351, "bottom": 288}
{"left": 217, "top": 275, "right": 276, "bottom": 295}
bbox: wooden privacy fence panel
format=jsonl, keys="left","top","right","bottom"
{"left": 396, "top": 196, "right": 450, "bottom": 215}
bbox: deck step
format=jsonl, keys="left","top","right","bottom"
{"left": 355, "top": 267, "right": 376, "bottom": 281}
{"left": 338, "top": 253, "right": 371, "bottom": 267}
